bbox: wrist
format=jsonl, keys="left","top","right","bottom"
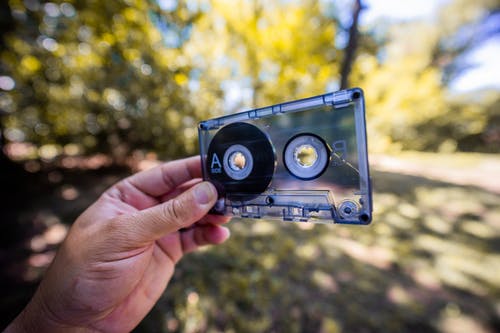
{"left": 5, "top": 292, "right": 90, "bottom": 333}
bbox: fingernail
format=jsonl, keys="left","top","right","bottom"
{"left": 194, "top": 182, "right": 216, "bottom": 204}
{"left": 221, "top": 226, "right": 231, "bottom": 239}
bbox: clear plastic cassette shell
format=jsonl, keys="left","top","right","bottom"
{"left": 198, "top": 88, "right": 372, "bottom": 224}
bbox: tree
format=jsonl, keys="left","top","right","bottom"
{"left": 0, "top": 0, "right": 209, "bottom": 161}
{"left": 183, "top": 0, "right": 350, "bottom": 111}
{"left": 339, "top": 0, "right": 364, "bottom": 89}
{"left": 348, "top": 0, "right": 499, "bottom": 152}
{"left": 1, "top": 0, "right": 496, "bottom": 160}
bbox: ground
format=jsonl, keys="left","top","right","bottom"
{"left": 1, "top": 152, "right": 499, "bottom": 332}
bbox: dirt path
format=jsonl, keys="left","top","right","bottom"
{"left": 370, "top": 152, "right": 500, "bottom": 194}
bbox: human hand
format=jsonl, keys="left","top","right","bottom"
{"left": 6, "top": 156, "right": 230, "bottom": 333}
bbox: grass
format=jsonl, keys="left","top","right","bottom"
{"left": 137, "top": 153, "right": 500, "bottom": 332}
{"left": 1, "top": 152, "right": 499, "bottom": 332}
{"left": 136, "top": 156, "right": 500, "bottom": 332}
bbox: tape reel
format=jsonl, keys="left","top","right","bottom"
{"left": 206, "top": 122, "right": 275, "bottom": 200}
{"left": 283, "top": 133, "right": 331, "bottom": 180}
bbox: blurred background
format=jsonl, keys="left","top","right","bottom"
{"left": 1, "top": 0, "right": 499, "bottom": 332}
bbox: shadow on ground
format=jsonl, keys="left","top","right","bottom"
{"left": 0, "top": 160, "right": 128, "bottom": 329}
{"left": 1, "top": 162, "right": 499, "bottom": 332}
{"left": 141, "top": 170, "right": 500, "bottom": 333}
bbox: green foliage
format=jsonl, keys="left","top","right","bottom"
{"left": 0, "top": 0, "right": 498, "bottom": 161}
{"left": 413, "top": 90, "right": 500, "bottom": 153}
{"left": 184, "top": 0, "right": 380, "bottom": 109}
{"left": 1, "top": 0, "right": 213, "bottom": 159}
{"left": 186, "top": 0, "right": 342, "bottom": 107}
{"left": 351, "top": 0, "right": 499, "bottom": 153}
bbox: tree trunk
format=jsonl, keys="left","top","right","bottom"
{"left": 339, "top": 0, "right": 364, "bottom": 90}
{"left": 0, "top": 1, "right": 15, "bottom": 169}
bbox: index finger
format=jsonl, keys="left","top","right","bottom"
{"left": 126, "top": 156, "right": 203, "bottom": 197}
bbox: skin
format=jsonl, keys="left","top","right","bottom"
{"left": 6, "top": 156, "right": 230, "bottom": 333}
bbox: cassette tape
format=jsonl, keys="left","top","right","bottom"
{"left": 198, "top": 88, "right": 372, "bottom": 224}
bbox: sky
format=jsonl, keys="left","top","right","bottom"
{"left": 362, "top": 0, "right": 446, "bottom": 23}
{"left": 362, "top": 0, "right": 500, "bottom": 93}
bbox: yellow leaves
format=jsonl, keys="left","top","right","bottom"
{"left": 21, "top": 55, "right": 41, "bottom": 73}
{"left": 316, "top": 66, "right": 333, "bottom": 84}
{"left": 101, "top": 33, "right": 116, "bottom": 46}
{"left": 174, "top": 73, "right": 189, "bottom": 86}
{"left": 123, "top": 48, "right": 141, "bottom": 61}
{"left": 388, "top": 23, "right": 439, "bottom": 64}
{"left": 53, "top": 44, "right": 66, "bottom": 57}
{"left": 177, "top": 7, "right": 190, "bottom": 21}
{"left": 6, "top": 0, "right": 490, "bottom": 157}
{"left": 357, "top": 54, "right": 378, "bottom": 74}
{"left": 112, "top": 22, "right": 128, "bottom": 44}
{"left": 10, "top": 36, "right": 31, "bottom": 55}
{"left": 165, "top": 110, "right": 181, "bottom": 127}
{"left": 262, "top": 6, "right": 314, "bottom": 54}
{"left": 187, "top": 0, "right": 339, "bottom": 109}
{"left": 147, "top": 28, "right": 162, "bottom": 45}
{"left": 154, "top": 49, "right": 182, "bottom": 69}
{"left": 73, "top": 52, "right": 102, "bottom": 69}
{"left": 360, "top": 53, "right": 446, "bottom": 151}
{"left": 438, "top": 0, "right": 496, "bottom": 35}
{"left": 123, "top": 8, "right": 140, "bottom": 23}
{"left": 85, "top": 90, "right": 100, "bottom": 103}
{"left": 212, "top": 0, "right": 250, "bottom": 28}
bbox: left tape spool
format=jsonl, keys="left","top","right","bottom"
{"left": 206, "top": 122, "right": 276, "bottom": 200}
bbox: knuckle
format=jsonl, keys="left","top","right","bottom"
{"left": 163, "top": 198, "right": 184, "bottom": 226}
{"left": 104, "top": 216, "right": 121, "bottom": 233}
{"left": 161, "top": 164, "right": 178, "bottom": 190}
{"left": 194, "top": 227, "right": 208, "bottom": 246}
{"left": 108, "top": 215, "right": 133, "bottom": 237}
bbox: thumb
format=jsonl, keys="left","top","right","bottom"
{"left": 120, "top": 181, "right": 219, "bottom": 243}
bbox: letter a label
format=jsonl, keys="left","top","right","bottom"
{"left": 210, "top": 153, "right": 222, "bottom": 173}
